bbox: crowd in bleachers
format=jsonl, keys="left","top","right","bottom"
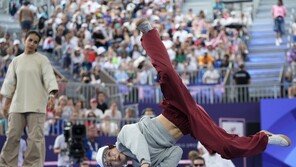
{"left": 0, "top": 0, "right": 255, "bottom": 139}
{"left": 0, "top": 0, "right": 252, "bottom": 87}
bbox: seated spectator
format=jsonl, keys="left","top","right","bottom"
{"left": 74, "top": 100, "right": 87, "bottom": 118}
{"left": 192, "top": 156, "right": 206, "bottom": 167}
{"left": 104, "top": 101, "right": 122, "bottom": 122}
{"left": 12, "top": 39, "right": 23, "bottom": 56}
{"left": 86, "top": 98, "right": 104, "bottom": 119}
{"left": 3, "top": 47, "right": 15, "bottom": 62}
{"left": 44, "top": 106, "right": 65, "bottom": 135}
{"left": 90, "top": 65, "right": 102, "bottom": 84}
{"left": 198, "top": 52, "right": 215, "bottom": 68}
{"left": 71, "top": 47, "right": 84, "bottom": 79}
{"left": 142, "top": 107, "right": 155, "bottom": 118}
{"left": 99, "top": 115, "right": 119, "bottom": 136}
{"left": 202, "top": 63, "right": 220, "bottom": 84}
{"left": 96, "top": 92, "right": 108, "bottom": 113}
{"left": 185, "top": 150, "right": 199, "bottom": 167}
{"left": 124, "top": 107, "right": 136, "bottom": 125}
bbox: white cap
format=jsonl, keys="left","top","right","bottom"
{"left": 84, "top": 45, "right": 91, "bottom": 49}
{"left": 96, "top": 145, "right": 109, "bottom": 167}
{"left": 94, "top": 26, "right": 102, "bottom": 32}
{"left": 91, "top": 19, "right": 97, "bottom": 24}
{"left": 126, "top": 3, "right": 136, "bottom": 11}
{"left": 82, "top": 23, "right": 88, "bottom": 28}
{"left": 0, "top": 38, "right": 6, "bottom": 43}
{"left": 97, "top": 47, "right": 106, "bottom": 55}
{"left": 13, "top": 39, "right": 20, "bottom": 45}
{"left": 133, "top": 56, "right": 146, "bottom": 68}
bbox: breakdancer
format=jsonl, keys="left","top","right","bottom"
{"left": 96, "top": 19, "right": 291, "bottom": 167}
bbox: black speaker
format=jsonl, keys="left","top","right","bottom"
{"left": 246, "top": 122, "right": 260, "bottom": 136}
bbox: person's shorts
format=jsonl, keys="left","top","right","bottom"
{"left": 274, "top": 17, "right": 285, "bottom": 35}
{"left": 293, "top": 35, "right": 296, "bottom": 43}
{"left": 21, "top": 20, "right": 32, "bottom": 31}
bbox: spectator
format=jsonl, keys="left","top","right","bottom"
{"left": 96, "top": 92, "right": 108, "bottom": 113}
{"left": 142, "top": 107, "right": 155, "bottom": 118}
{"left": 192, "top": 156, "right": 206, "bottom": 167}
{"left": 12, "top": 40, "right": 23, "bottom": 56}
{"left": 185, "top": 150, "right": 199, "bottom": 167}
{"left": 124, "top": 107, "right": 136, "bottom": 125}
{"left": 99, "top": 115, "right": 119, "bottom": 136}
{"left": 84, "top": 125, "right": 101, "bottom": 161}
{"left": 197, "top": 142, "right": 235, "bottom": 167}
{"left": 202, "top": 63, "right": 220, "bottom": 84}
{"left": 104, "top": 101, "right": 122, "bottom": 122}
{"left": 272, "top": 0, "right": 287, "bottom": 46}
{"left": 86, "top": 98, "right": 104, "bottom": 119}
{"left": 18, "top": 1, "right": 34, "bottom": 35}
{"left": 198, "top": 52, "right": 215, "bottom": 68}
{"left": 54, "top": 134, "right": 70, "bottom": 167}
{"left": 233, "top": 64, "right": 251, "bottom": 102}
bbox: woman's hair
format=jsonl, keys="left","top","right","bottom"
{"left": 278, "top": 0, "right": 283, "bottom": 6}
{"left": 25, "top": 30, "right": 42, "bottom": 43}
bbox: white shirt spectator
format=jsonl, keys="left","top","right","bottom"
{"left": 54, "top": 134, "right": 70, "bottom": 167}
{"left": 202, "top": 65, "right": 220, "bottom": 84}
{"left": 292, "top": 22, "right": 296, "bottom": 36}
{"left": 86, "top": 109, "right": 104, "bottom": 119}
{"left": 173, "top": 29, "right": 189, "bottom": 43}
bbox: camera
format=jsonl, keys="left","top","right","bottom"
{"left": 64, "top": 122, "right": 86, "bottom": 163}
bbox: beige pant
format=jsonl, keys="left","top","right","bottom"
{"left": 0, "top": 112, "right": 46, "bottom": 167}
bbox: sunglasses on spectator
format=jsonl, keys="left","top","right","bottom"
{"left": 193, "top": 164, "right": 205, "bottom": 167}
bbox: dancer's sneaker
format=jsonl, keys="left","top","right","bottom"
{"left": 136, "top": 18, "right": 153, "bottom": 34}
{"left": 261, "top": 130, "right": 291, "bottom": 147}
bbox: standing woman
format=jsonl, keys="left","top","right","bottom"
{"left": 0, "top": 30, "right": 59, "bottom": 167}
{"left": 272, "top": 0, "right": 287, "bottom": 46}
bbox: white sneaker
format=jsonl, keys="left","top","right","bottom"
{"left": 136, "top": 18, "right": 153, "bottom": 34}
{"left": 262, "top": 130, "right": 291, "bottom": 147}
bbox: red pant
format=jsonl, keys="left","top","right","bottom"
{"left": 141, "top": 29, "right": 268, "bottom": 159}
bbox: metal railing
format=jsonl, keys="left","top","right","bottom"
{"left": 105, "top": 67, "right": 229, "bottom": 86}
{"left": 57, "top": 81, "right": 291, "bottom": 105}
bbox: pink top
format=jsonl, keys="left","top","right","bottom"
{"left": 272, "top": 5, "right": 287, "bottom": 18}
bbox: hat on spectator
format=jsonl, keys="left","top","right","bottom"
{"left": 46, "top": 19, "right": 53, "bottom": 24}
{"left": 74, "top": 47, "right": 80, "bottom": 51}
{"left": 55, "top": 18, "right": 62, "bottom": 25}
{"left": 126, "top": 3, "right": 136, "bottom": 11}
{"left": 82, "top": 23, "right": 88, "bottom": 28}
{"left": 96, "top": 145, "right": 108, "bottom": 167}
{"left": 13, "top": 39, "right": 20, "bottom": 45}
{"left": 84, "top": 45, "right": 91, "bottom": 49}
{"left": 90, "top": 98, "right": 97, "bottom": 103}
{"left": 187, "top": 33, "right": 193, "bottom": 38}
{"left": 91, "top": 19, "right": 97, "bottom": 24}
{"left": 94, "top": 26, "right": 102, "bottom": 32}
{"left": 97, "top": 47, "right": 106, "bottom": 55}
{"left": 133, "top": 56, "right": 146, "bottom": 69}
{"left": 0, "top": 38, "right": 6, "bottom": 43}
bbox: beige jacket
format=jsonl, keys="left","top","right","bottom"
{"left": 1, "top": 52, "right": 58, "bottom": 113}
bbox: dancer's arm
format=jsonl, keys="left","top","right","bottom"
{"left": 117, "top": 124, "right": 151, "bottom": 166}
